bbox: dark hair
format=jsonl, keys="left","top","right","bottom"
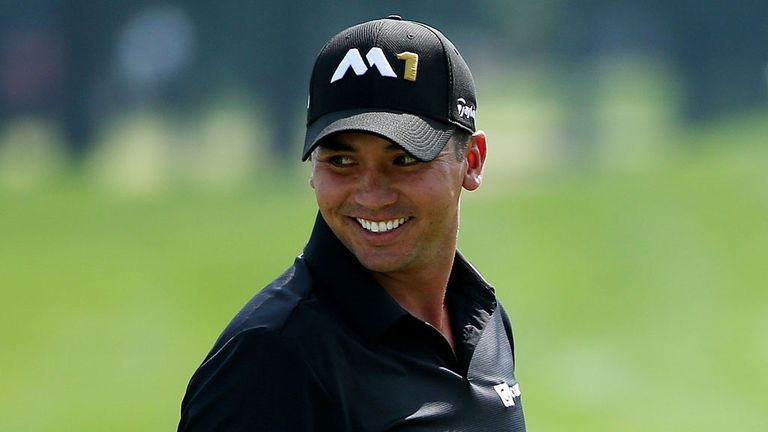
{"left": 450, "top": 129, "right": 472, "bottom": 161}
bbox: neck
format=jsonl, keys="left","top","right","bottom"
{"left": 371, "top": 249, "right": 456, "bottom": 351}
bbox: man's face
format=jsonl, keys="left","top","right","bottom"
{"left": 310, "top": 132, "right": 479, "bottom": 276}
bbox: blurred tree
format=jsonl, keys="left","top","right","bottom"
{"left": 2, "top": 0, "right": 766, "bottom": 161}
{"left": 665, "top": 0, "right": 768, "bottom": 121}
{"left": 57, "top": 1, "right": 128, "bottom": 155}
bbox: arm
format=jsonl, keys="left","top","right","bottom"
{"left": 498, "top": 304, "right": 517, "bottom": 368}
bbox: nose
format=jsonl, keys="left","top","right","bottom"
{"left": 353, "top": 167, "right": 398, "bottom": 210}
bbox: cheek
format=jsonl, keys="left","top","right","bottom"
{"left": 311, "top": 174, "right": 348, "bottom": 209}
{"left": 412, "top": 171, "right": 461, "bottom": 204}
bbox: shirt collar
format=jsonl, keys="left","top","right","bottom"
{"left": 302, "top": 213, "right": 408, "bottom": 342}
{"left": 301, "top": 212, "right": 498, "bottom": 345}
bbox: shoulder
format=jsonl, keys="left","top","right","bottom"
{"left": 209, "top": 256, "right": 323, "bottom": 353}
{"left": 179, "top": 326, "right": 337, "bottom": 431}
{"left": 190, "top": 255, "right": 344, "bottom": 386}
{"left": 179, "top": 258, "right": 339, "bottom": 430}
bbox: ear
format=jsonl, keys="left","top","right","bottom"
{"left": 462, "top": 130, "right": 487, "bottom": 191}
{"left": 308, "top": 156, "right": 317, "bottom": 189}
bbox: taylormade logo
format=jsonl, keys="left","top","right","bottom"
{"left": 493, "top": 382, "right": 521, "bottom": 407}
{"left": 456, "top": 98, "right": 476, "bottom": 120}
{"left": 330, "top": 48, "right": 420, "bottom": 83}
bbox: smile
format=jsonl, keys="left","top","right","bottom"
{"left": 355, "top": 217, "right": 411, "bottom": 233}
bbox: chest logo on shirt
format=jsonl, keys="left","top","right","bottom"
{"left": 493, "top": 382, "right": 521, "bottom": 407}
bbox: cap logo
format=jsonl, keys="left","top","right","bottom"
{"left": 330, "top": 47, "right": 419, "bottom": 83}
{"left": 457, "top": 98, "right": 476, "bottom": 120}
{"left": 396, "top": 52, "right": 419, "bottom": 81}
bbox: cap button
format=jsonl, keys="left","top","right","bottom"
{"left": 386, "top": 15, "right": 402, "bottom": 20}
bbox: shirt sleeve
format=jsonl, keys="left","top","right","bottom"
{"left": 178, "top": 328, "right": 337, "bottom": 431}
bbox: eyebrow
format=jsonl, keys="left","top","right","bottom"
{"left": 317, "top": 139, "right": 355, "bottom": 152}
{"left": 317, "top": 136, "right": 403, "bottom": 153}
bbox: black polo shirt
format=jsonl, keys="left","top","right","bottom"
{"left": 179, "top": 214, "right": 526, "bottom": 431}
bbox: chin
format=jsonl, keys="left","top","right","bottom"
{"left": 354, "top": 252, "right": 408, "bottom": 274}
{"left": 356, "top": 258, "right": 396, "bottom": 273}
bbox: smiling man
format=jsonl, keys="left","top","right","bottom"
{"left": 179, "top": 16, "right": 526, "bottom": 432}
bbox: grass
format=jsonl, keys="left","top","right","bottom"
{"left": 1, "top": 118, "right": 766, "bottom": 431}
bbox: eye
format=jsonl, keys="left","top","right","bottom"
{"left": 329, "top": 155, "right": 355, "bottom": 167}
{"left": 394, "top": 154, "right": 419, "bottom": 166}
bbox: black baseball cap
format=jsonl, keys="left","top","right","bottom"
{"left": 302, "top": 15, "right": 477, "bottom": 161}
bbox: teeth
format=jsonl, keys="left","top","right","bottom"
{"left": 356, "top": 217, "right": 409, "bottom": 233}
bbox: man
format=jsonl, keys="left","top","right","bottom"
{"left": 179, "top": 15, "right": 526, "bottom": 431}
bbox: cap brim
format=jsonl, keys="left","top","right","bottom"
{"left": 303, "top": 109, "right": 455, "bottom": 162}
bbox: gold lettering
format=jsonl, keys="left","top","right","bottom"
{"left": 396, "top": 52, "right": 419, "bottom": 82}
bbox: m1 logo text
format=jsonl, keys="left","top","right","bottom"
{"left": 331, "top": 47, "right": 420, "bottom": 83}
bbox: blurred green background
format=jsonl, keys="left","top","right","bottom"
{"left": 1, "top": 2, "right": 767, "bottom": 431}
